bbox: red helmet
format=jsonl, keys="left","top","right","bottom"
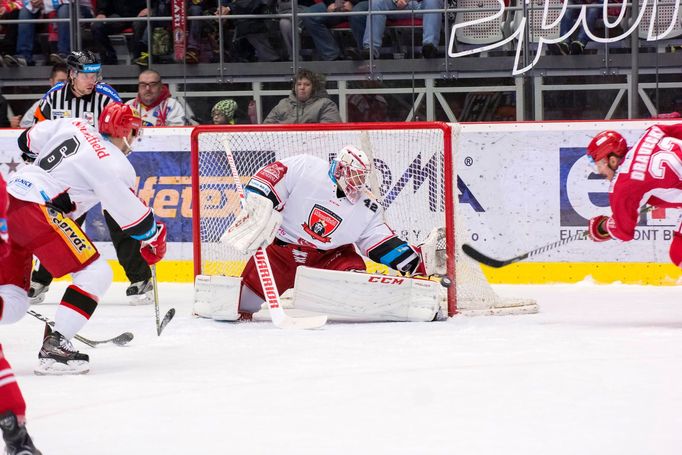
{"left": 98, "top": 103, "right": 141, "bottom": 138}
{"left": 587, "top": 130, "right": 628, "bottom": 162}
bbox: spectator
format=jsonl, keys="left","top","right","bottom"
{"left": 0, "top": 2, "right": 21, "bottom": 58}
{"left": 135, "top": 0, "right": 216, "bottom": 65}
{"left": 91, "top": 0, "right": 147, "bottom": 65}
{"left": 0, "top": 91, "right": 10, "bottom": 127}
{"left": 277, "top": 0, "right": 315, "bottom": 61}
{"left": 264, "top": 68, "right": 341, "bottom": 124}
{"left": 126, "top": 69, "right": 188, "bottom": 126}
{"left": 17, "top": 63, "right": 68, "bottom": 128}
{"left": 216, "top": 0, "right": 281, "bottom": 62}
{"left": 302, "top": 0, "right": 368, "bottom": 61}
{"left": 548, "top": 0, "right": 604, "bottom": 55}
{"left": 3, "top": 0, "right": 94, "bottom": 66}
{"left": 347, "top": 81, "right": 388, "bottom": 121}
{"left": 211, "top": 99, "right": 238, "bottom": 124}
{"left": 360, "top": 0, "right": 443, "bottom": 59}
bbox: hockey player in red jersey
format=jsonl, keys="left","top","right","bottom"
{"left": 206, "top": 145, "right": 446, "bottom": 322}
{"left": 0, "top": 175, "right": 42, "bottom": 455}
{"left": 0, "top": 103, "right": 167, "bottom": 375}
{"left": 587, "top": 125, "right": 682, "bottom": 267}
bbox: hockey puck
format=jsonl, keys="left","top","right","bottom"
{"left": 440, "top": 276, "right": 452, "bottom": 288}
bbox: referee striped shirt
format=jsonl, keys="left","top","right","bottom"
{"left": 33, "top": 81, "right": 122, "bottom": 127}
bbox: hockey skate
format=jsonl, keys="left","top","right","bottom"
{"left": 35, "top": 331, "right": 89, "bottom": 375}
{"left": 0, "top": 412, "right": 42, "bottom": 455}
{"left": 27, "top": 282, "right": 49, "bottom": 305}
{"left": 126, "top": 279, "right": 153, "bottom": 305}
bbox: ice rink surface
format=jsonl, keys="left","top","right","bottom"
{"left": 2, "top": 281, "right": 682, "bottom": 455}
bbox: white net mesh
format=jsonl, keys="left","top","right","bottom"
{"left": 192, "top": 123, "right": 536, "bottom": 316}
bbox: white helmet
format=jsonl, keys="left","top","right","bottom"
{"left": 332, "top": 145, "right": 371, "bottom": 203}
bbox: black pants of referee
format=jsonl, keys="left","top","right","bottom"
{"left": 32, "top": 210, "right": 151, "bottom": 287}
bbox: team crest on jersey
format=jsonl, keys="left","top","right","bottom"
{"left": 302, "top": 204, "right": 342, "bottom": 243}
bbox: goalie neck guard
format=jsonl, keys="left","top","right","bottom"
{"left": 330, "top": 145, "right": 371, "bottom": 204}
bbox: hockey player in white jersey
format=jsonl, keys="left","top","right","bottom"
{"left": 0, "top": 103, "right": 167, "bottom": 375}
{"left": 211, "top": 145, "right": 446, "bottom": 322}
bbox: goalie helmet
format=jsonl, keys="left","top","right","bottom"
{"left": 587, "top": 130, "right": 627, "bottom": 162}
{"left": 332, "top": 145, "right": 371, "bottom": 204}
{"left": 98, "top": 103, "right": 142, "bottom": 139}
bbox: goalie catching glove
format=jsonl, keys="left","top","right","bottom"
{"left": 414, "top": 226, "right": 447, "bottom": 276}
{"left": 220, "top": 193, "right": 282, "bottom": 255}
{"left": 140, "top": 222, "right": 167, "bottom": 265}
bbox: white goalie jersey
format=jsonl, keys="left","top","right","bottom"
{"left": 245, "top": 154, "right": 421, "bottom": 273}
{"left": 7, "top": 118, "right": 151, "bottom": 232}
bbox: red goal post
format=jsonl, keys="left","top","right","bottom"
{"left": 190, "top": 122, "right": 459, "bottom": 316}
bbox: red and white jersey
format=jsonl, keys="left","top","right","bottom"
{"left": 246, "top": 155, "right": 395, "bottom": 255}
{"left": 607, "top": 123, "right": 682, "bottom": 240}
{"left": 6, "top": 118, "right": 150, "bottom": 230}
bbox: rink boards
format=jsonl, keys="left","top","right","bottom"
{"left": 0, "top": 121, "right": 680, "bottom": 285}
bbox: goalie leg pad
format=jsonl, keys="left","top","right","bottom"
{"left": 289, "top": 266, "right": 443, "bottom": 322}
{"left": 193, "top": 275, "right": 242, "bottom": 321}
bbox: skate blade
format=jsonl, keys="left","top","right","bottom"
{"left": 34, "top": 358, "right": 89, "bottom": 376}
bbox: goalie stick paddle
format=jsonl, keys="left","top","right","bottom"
{"left": 151, "top": 264, "right": 175, "bottom": 336}
{"left": 27, "top": 310, "right": 134, "bottom": 347}
{"left": 222, "top": 139, "right": 327, "bottom": 330}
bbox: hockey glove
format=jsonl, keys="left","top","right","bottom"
{"left": 220, "top": 193, "right": 282, "bottom": 255}
{"left": 588, "top": 215, "right": 612, "bottom": 242}
{"left": 140, "top": 222, "right": 167, "bottom": 265}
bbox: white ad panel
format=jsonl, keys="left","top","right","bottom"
{"left": 456, "top": 121, "right": 681, "bottom": 263}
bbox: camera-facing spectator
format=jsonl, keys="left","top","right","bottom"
{"left": 264, "top": 68, "right": 341, "bottom": 124}
{"left": 211, "top": 99, "right": 238, "bottom": 124}
{"left": 126, "top": 69, "right": 188, "bottom": 126}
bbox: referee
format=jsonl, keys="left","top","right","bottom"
{"left": 28, "top": 50, "right": 155, "bottom": 306}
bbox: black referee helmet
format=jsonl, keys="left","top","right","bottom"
{"left": 66, "top": 51, "right": 101, "bottom": 74}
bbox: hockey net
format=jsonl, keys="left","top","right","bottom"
{"left": 191, "top": 122, "right": 537, "bottom": 317}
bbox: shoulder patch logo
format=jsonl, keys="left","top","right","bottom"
{"left": 257, "top": 161, "right": 287, "bottom": 185}
{"left": 302, "top": 204, "right": 342, "bottom": 243}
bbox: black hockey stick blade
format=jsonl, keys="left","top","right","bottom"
{"left": 157, "top": 308, "right": 175, "bottom": 335}
{"left": 461, "top": 243, "right": 529, "bottom": 268}
{"left": 26, "top": 310, "right": 133, "bottom": 347}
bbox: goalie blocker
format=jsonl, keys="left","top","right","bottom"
{"left": 194, "top": 267, "right": 447, "bottom": 322}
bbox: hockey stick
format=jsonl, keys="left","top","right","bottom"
{"left": 462, "top": 233, "right": 586, "bottom": 268}
{"left": 222, "top": 139, "right": 327, "bottom": 330}
{"left": 151, "top": 264, "right": 175, "bottom": 335}
{"left": 27, "top": 309, "right": 134, "bottom": 347}
{"left": 462, "top": 207, "right": 655, "bottom": 268}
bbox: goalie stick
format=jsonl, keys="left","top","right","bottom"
{"left": 222, "top": 140, "right": 327, "bottom": 330}
{"left": 462, "top": 207, "right": 654, "bottom": 268}
{"left": 27, "top": 310, "right": 134, "bottom": 347}
{"left": 151, "top": 264, "right": 175, "bottom": 335}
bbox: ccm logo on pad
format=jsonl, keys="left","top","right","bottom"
{"left": 368, "top": 276, "right": 405, "bottom": 285}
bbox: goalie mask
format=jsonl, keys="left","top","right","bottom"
{"left": 331, "top": 145, "right": 371, "bottom": 204}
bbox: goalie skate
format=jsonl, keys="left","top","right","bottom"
{"left": 35, "top": 331, "right": 89, "bottom": 376}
